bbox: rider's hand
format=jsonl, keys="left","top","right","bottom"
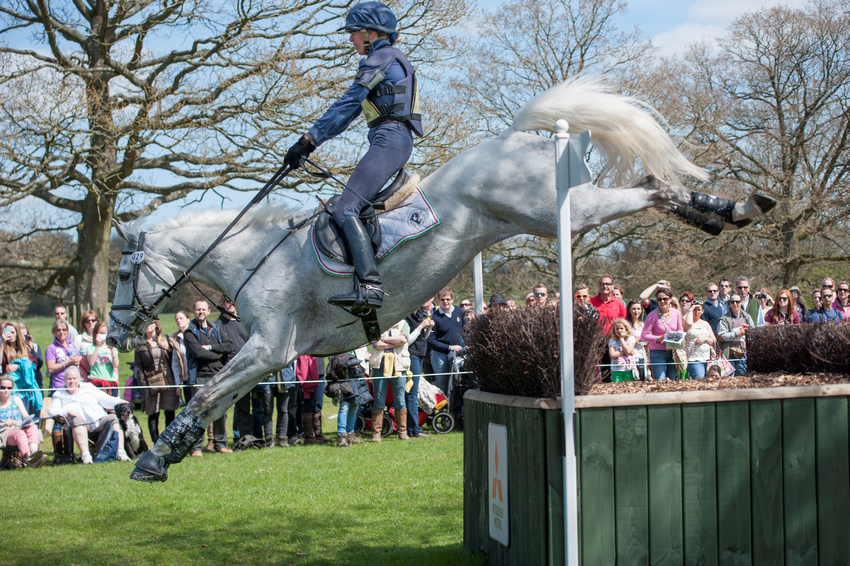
{"left": 284, "top": 135, "right": 316, "bottom": 170}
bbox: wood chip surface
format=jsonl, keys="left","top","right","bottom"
{"left": 587, "top": 372, "right": 850, "bottom": 395}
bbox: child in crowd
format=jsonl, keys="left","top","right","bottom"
{"left": 608, "top": 318, "right": 637, "bottom": 382}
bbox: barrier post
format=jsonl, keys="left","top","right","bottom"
{"left": 554, "top": 120, "right": 591, "bottom": 566}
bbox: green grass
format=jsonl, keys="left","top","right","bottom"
{"left": 4, "top": 431, "right": 483, "bottom": 566}
{"left": 11, "top": 317, "right": 485, "bottom": 566}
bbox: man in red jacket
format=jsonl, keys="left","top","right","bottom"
{"left": 590, "top": 274, "right": 626, "bottom": 382}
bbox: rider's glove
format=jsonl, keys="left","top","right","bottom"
{"left": 284, "top": 135, "right": 316, "bottom": 170}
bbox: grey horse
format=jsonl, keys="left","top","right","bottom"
{"left": 108, "top": 77, "right": 775, "bottom": 482}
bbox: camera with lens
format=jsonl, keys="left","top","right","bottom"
{"left": 756, "top": 293, "right": 768, "bottom": 299}
{"left": 24, "top": 334, "right": 32, "bottom": 341}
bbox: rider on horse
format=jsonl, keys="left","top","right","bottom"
{"left": 284, "top": 1, "right": 423, "bottom": 315}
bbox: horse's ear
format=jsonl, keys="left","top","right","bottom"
{"left": 112, "top": 219, "right": 136, "bottom": 245}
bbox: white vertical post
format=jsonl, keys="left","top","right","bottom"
{"left": 473, "top": 252, "right": 484, "bottom": 314}
{"left": 555, "top": 120, "right": 591, "bottom": 566}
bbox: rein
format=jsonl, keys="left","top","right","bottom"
{"left": 112, "top": 161, "right": 320, "bottom": 335}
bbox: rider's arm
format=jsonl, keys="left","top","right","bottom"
{"left": 307, "top": 82, "right": 369, "bottom": 146}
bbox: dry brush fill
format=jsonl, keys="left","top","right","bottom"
{"left": 748, "top": 321, "right": 850, "bottom": 374}
{"left": 462, "top": 305, "right": 606, "bottom": 398}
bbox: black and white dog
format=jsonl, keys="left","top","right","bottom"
{"left": 115, "top": 403, "right": 148, "bottom": 458}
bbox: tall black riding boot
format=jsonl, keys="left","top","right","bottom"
{"left": 328, "top": 217, "right": 384, "bottom": 314}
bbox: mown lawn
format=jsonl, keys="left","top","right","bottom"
{"left": 10, "top": 317, "right": 483, "bottom": 566}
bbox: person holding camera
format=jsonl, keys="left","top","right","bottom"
{"left": 2, "top": 321, "right": 41, "bottom": 414}
{"left": 17, "top": 323, "right": 44, "bottom": 393}
{"left": 639, "top": 279, "right": 672, "bottom": 318}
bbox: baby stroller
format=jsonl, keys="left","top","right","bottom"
{"left": 355, "top": 377, "right": 454, "bottom": 435}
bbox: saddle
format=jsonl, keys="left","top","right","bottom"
{"left": 313, "top": 169, "right": 410, "bottom": 265}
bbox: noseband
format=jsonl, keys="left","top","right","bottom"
{"left": 110, "top": 232, "right": 177, "bottom": 336}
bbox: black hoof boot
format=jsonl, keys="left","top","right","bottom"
{"left": 130, "top": 451, "right": 169, "bottom": 482}
{"left": 671, "top": 205, "right": 724, "bottom": 236}
{"left": 689, "top": 191, "right": 736, "bottom": 222}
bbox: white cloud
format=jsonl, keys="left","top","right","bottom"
{"left": 650, "top": 0, "right": 810, "bottom": 57}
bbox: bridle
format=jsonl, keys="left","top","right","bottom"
{"left": 110, "top": 231, "right": 179, "bottom": 337}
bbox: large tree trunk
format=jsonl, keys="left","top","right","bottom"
{"left": 75, "top": 195, "right": 115, "bottom": 321}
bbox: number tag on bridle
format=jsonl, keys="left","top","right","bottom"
{"left": 130, "top": 251, "right": 146, "bottom": 264}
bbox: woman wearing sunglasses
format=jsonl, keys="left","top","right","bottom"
{"left": 73, "top": 310, "right": 100, "bottom": 353}
{"left": 765, "top": 289, "right": 801, "bottom": 325}
{"left": 640, "top": 287, "right": 683, "bottom": 380}
{"left": 0, "top": 375, "right": 45, "bottom": 467}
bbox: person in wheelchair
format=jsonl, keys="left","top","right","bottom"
{"left": 48, "top": 367, "right": 130, "bottom": 464}
{"left": 284, "top": 1, "right": 422, "bottom": 315}
{"left": 0, "top": 375, "right": 45, "bottom": 468}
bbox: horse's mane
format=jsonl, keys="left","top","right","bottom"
{"left": 509, "top": 76, "right": 708, "bottom": 185}
{"left": 148, "top": 203, "right": 306, "bottom": 232}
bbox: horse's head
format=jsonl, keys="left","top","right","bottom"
{"left": 107, "top": 219, "right": 178, "bottom": 352}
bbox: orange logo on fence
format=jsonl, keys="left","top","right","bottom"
{"left": 491, "top": 443, "right": 503, "bottom": 502}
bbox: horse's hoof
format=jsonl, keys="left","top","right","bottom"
{"left": 751, "top": 194, "right": 777, "bottom": 214}
{"left": 130, "top": 451, "right": 168, "bottom": 483}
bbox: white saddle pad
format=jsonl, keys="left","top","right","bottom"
{"left": 313, "top": 187, "right": 440, "bottom": 277}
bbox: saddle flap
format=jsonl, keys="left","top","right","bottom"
{"left": 313, "top": 195, "right": 381, "bottom": 266}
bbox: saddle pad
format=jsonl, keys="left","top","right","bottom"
{"left": 313, "top": 187, "right": 440, "bottom": 277}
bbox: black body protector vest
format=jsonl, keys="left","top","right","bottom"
{"left": 355, "top": 45, "right": 423, "bottom": 137}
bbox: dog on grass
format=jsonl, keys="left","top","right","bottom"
{"left": 115, "top": 402, "right": 148, "bottom": 458}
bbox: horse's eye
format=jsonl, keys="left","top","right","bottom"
{"left": 119, "top": 272, "right": 130, "bottom": 282}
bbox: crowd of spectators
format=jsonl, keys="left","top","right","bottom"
{"left": 1, "top": 275, "right": 847, "bottom": 467}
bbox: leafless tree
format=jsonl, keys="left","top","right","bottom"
{"left": 0, "top": 0, "right": 471, "bottom": 317}
{"left": 674, "top": 0, "right": 850, "bottom": 287}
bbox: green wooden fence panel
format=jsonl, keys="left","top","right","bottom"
{"left": 749, "top": 400, "right": 783, "bottom": 566}
{"left": 716, "top": 401, "right": 752, "bottom": 566}
{"left": 580, "top": 408, "right": 616, "bottom": 566}
{"left": 614, "top": 406, "right": 649, "bottom": 566}
{"left": 815, "top": 397, "right": 850, "bottom": 566}
{"left": 783, "top": 398, "right": 818, "bottom": 566}
{"left": 545, "top": 409, "right": 565, "bottom": 566}
{"left": 682, "top": 403, "right": 717, "bottom": 566}
{"left": 647, "top": 405, "right": 683, "bottom": 566}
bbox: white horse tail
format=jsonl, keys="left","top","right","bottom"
{"left": 509, "top": 76, "right": 708, "bottom": 185}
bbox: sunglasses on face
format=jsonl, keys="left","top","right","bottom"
{"left": 0, "top": 386, "right": 12, "bottom": 390}
{"left": 719, "top": 284, "right": 730, "bottom": 287}
{"left": 680, "top": 299, "right": 691, "bottom": 303}
{"left": 729, "top": 300, "right": 742, "bottom": 304}
{"left": 737, "top": 285, "right": 749, "bottom": 289}
{"left": 534, "top": 292, "right": 547, "bottom": 296}
{"left": 600, "top": 282, "right": 613, "bottom": 287}
{"left": 823, "top": 294, "right": 834, "bottom": 299}
{"left": 575, "top": 294, "right": 589, "bottom": 299}
{"left": 840, "top": 288, "right": 850, "bottom": 292}
{"left": 460, "top": 303, "right": 471, "bottom": 308}
{"left": 707, "top": 289, "right": 718, "bottom": 293}
{"left": 824, "top": 284, "right": 835, "bottom": 288}
{"left": 657, "top": 297, "right": 670, "bottom": 302}
{"left": 85, "top": 319, "right": 97, "bottom": 323}
{"left": 779, "top": 297, "right": 789, "bottom": 302}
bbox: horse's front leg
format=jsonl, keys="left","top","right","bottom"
{"left": 130, "top": 337, "right": 289, "bottom": 482}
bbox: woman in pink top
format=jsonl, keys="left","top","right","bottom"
{"left": 640, "top": 287, "right": 683, "bottom": 380}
